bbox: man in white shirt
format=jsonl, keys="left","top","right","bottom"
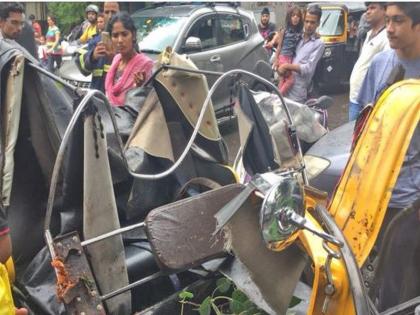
{"left": 348, "top": 2, "right": 389, "bottom": 121}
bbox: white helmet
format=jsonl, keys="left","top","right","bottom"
{"left": 85, "top": 4, "right": 99, "bottom": 14}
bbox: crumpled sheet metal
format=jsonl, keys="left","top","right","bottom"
{"left": 83, "top": 114, "right": 131, "bottom": 314}
{"left": 220, "top": 195, "right": 308, "bottom": 315}
{"left": 155, "top": 48, "right": 220, "bottom": 141}
{"left": 252, "top": 91, "right": 327, "bottom": 143}
{"left": 126, "top": 89, "right": 174, "bottom": 162}
{"left": 1, "top": 54, "right": 24, "bottom": 206}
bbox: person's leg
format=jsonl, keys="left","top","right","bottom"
{"left": 47, "top": 55, "right": 54, "bottom": 73}
{"left": 280, "top": 71, "right": 294, "bottom": 95}
{"left": 373, "top": 207, "right": 420, "bottom": 311}
{"left": 348, "top": 101, "right": 361, "bottom": 121}
{"left": 55, "top": 55, "right": 62, "bottom": 69}
{"left": 278, "top": 55, "right": 293, "bottom": 94}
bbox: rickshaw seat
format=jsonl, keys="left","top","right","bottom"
{"left": 145, "top": 184, "right": 244, "bottom": 272}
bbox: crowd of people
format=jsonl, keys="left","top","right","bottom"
{"left": 258, "top": 5, "right": 325, "bottom": 103}
{"left": 0, "top": 2, "right": 153, "bottom": 105}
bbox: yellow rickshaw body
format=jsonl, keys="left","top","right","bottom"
{"left": 294, "top": 80, "right": 419, "bottom": 315}
{"left": 329, "top": 80, "right": 420, "bottom": 265}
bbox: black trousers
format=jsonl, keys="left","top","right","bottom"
{"left": 372, "top": 206, "right": 420, "bottom": 312}
{"left": 47, "top": 54, "right": 62, "bottom": 73}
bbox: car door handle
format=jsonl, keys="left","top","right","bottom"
{"left": 210, "top": 55, "right": 221, "bottom": 63}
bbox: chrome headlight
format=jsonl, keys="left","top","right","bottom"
{"left": 260, "top": 176, "right": 305, "bottom": 249}
{"left": 304, "top": 155, "right": 330, "bottom": 180}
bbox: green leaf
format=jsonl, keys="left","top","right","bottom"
{"left": 179, "top": 290, "right": 194, "bottom": 300}
{"left": 199, "top": 296, "right": 212, "bottom": 315}
{"left": 288, "top": 296, "right": 302, "bottom": 308}
{"left": 229, "top": 290, "right": 249, "bottom": 313}
{"left": 232, "top": 290, "right": 248, "bottom": 302}
{"left": 216, "top": 277, "right": 232, "bottom": 294}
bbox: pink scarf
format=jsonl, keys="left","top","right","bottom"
{"left": 105, "top": 52, "right": 154, "bottom": 106}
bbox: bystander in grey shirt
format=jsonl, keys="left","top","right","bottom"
{"left": 357, "top": 49, "right": 420, "bottom": 209}
{"left": 284, "top": 34, "right": 325, "bottom": 103}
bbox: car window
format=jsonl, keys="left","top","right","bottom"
{"left": 187, "top": 15, "right": 218, "bottom": 50}
{"left": 132, "top": 15, "right": 188, "bottom": 53}
{"left": 219, "top": 15, "right": 245, "bottom": 45}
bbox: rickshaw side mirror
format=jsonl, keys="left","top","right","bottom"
{"left": 260, "top": 176, "right": 343, "bottom": 251}
{"left": 260, "top": 176, "right": 305, "bottom": 250}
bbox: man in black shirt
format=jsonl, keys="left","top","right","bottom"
{"left": 258, "top": 7, "right": 276, "bottom": 40}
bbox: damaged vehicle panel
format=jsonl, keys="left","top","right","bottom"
{"left": 2, "top": 32, "right": 420, "bottom": 315}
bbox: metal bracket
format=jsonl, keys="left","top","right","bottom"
{"left": 321, "top": 240, "right": 341, "bottom": 314}
{"left": 52, "top": 231, "right": 106, "bottom": 314}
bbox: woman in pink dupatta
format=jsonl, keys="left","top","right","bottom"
{"left": 105, "top": 12, "right": 153, "bottom": 106}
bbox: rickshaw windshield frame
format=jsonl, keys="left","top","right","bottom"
{"left": 319, "top": 8, "right": 345, "bottom": 36}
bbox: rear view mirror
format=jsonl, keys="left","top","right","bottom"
{"left": 260, "top": 175, "right": 343, "bottom": 250}
{"left": 184, "top": 36, "right": 202, "bottom": 52}
{"left": 260, "top": 176, "right": 305, "bottom": 250}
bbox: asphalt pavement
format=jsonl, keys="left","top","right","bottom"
{"left": 220, "top": 90, "right": 350, "bottom": 163}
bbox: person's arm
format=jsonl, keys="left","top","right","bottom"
{"left": 76, "top": 49, "right": 94, "bottom": 75}
{"left": 0, "top": 235, "right": 11, "bottom": 265}
{"left": 79, "top": 28, "right": 89, "bottom": 44}
{"left": 279, "top": 41, "right": 324, "bottom": 77}
{"left": 272, "top": 29, "right": 285, "bottom": 70}
{"left": 133, "top": 58, "right": 154, "bottom": 87}
{"left": 143, "top": 59, "right": 154, "bottom": 82}
{"left": 0, "top": 209, "right": 11, "bottom": 264}
{"left": 356, "top": 61, "right": 378, "bottom": 108}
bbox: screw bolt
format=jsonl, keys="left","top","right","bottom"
{"left": 324, "top": 283, "right": 335, "bottom": 295}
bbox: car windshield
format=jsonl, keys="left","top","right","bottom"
{"left": 319, "top": 9, "right": 344, "bottom": 36}
{"left": 132, "top": 15, "right": 188, "bottom": 53}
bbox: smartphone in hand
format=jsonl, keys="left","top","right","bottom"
{"left": 101, "top": 31, "right": 112, "bottom": 51}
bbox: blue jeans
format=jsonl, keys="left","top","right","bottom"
{"left": 348, "top": 101, "right": 361, "bottom": 121}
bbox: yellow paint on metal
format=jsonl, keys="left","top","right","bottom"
{"left": 329, "top": 80, "right": 420, "bottom": 266}
{"left": 298, "top": 212, "right": 356, "bottom": 315}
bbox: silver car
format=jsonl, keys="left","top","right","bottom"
{"left": 59, "top": 3, "right": 272, "bottom": 119}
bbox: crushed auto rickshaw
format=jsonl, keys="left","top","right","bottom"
{"left": 1, "top": 37, "right": 419, "bottom": 315}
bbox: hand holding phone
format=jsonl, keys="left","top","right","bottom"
{"left": 101, "top": 31, "right": 112, "bottom": 51}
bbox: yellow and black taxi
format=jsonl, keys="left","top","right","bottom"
{"left": 312, "top": 2, "right": 366, "bottom": 92}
